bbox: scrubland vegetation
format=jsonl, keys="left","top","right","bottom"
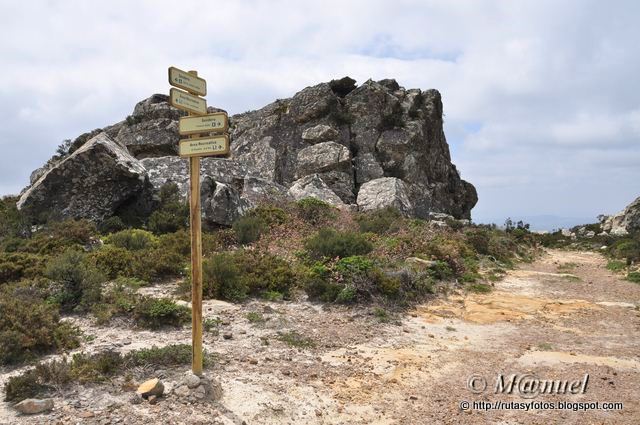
{"left": 2, "top": 185, "right": 638, "bottom": 403}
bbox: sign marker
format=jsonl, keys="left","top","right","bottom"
{"left": 168, "top": 67, "right": 230, "bottom": 376}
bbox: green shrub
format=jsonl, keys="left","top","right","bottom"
{"left": 355, "top": 207, "right": 402, "bottom": 234}
{"left": 98, "top": 216, "right": 126, "bottom": 234}
{"left": 277, "top": 330, "right": 315, "bottom": 348}
{"left": 200, "top": 250, "right": 296, "bottom": 302}
{"left": 247, "top": 204, "right": 288, "bottom": 227}
{"left": 157, "top": 230, "right": 192, "bottom": 257}
{"left": 305, "top": 228, "right": 373, "bottom": 259}
{"left": 295, "top": 198, "right": 336, "bottom": 225}
{"left": 0, "top": 196, "right": 28, "bottom": 241}
{"left": 627, "top": 271, "right": 640, "bottom": 283}
{"left": 124, "top": 344, "right": 198, "bottom": 367}
{"left": 133, "top": 297, "right": 190, "bottom": 329}
{"left": 134, "top": 248, "right": 186, "bottom": 281}
{"left": 335, "top": 256, "right": 374, "bottom": 274}
{"left": 3, "top": 371, "right": 47, "bottom": 402}
{"left": 92, "top": 277, "right": 141, "bottom": 324}
{"left": 606, "top": 260, "right": 626, "bottom": 272}
{"left": 233, "top": 215, "right": 266, "bottom": 244}
{"left": 147, "top": 183, "right": 189, "bottom": 234}
{"left": 89, "top": 245, "right": 135, "bottom": 279}
{"left": 611, "top": 240, "right": 640, "bottom": 265}
{"left": 465, "top": 228, "right": 491, "bottom": 255}
{"left": 202, "top": 252, "right": 247, "bottom": 301}
{"left": 45, "top": 249, "right": 105, "bottom": 312}
{"left": 246, "top": 312, "right": 265, "bottom": 323}
{"left": 105, "top": 229, "right": 158, "bottom": 251}
{"left": 4, "top": 344, "right": 200, "bottom": 402}
{"left": 0, "top": 289, "right": 79, "bottom": 365}
{"left": 0, "top": 252, "right": 47, "bottom": 284}
{"left": 467, "top": 283, "right": 493, "bottom": 293}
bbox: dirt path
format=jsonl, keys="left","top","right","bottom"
{"left": 2, "top": 249, "right": 639, "bottom": 424}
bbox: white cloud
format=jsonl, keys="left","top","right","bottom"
{"left": 0, "top": 0, "right": 639, "bottom": 224}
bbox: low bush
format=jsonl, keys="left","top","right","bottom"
{"left": 88, "top": 245, "right": 135, "bottom": 279}
{"left": 355, "top": 207, "right": 402, "bottom": 234}
{"left": 0, "top": 286, "right": 80, "bottom": 365}
{"left": 105, "top": 229, "right": 157, "bottom": 251}
{"left": 606, "top": 260, "right": 626, "bottom": 272}
{"left": 91, "top": 277, "right": 141, "bottom": 324}
{"left": 277, "top": 330, "right": 315, "bottom": 348}
{"left": 627, "top": 271, "right": 640, "bottom": 283}
{"left": 305, "top": 228, "right": 373, "bottom": 259}
{"left": 147, "top": 183, "right": 189, "bottom": 235}
{"left": 4, "top": 344, "right": 200, "bottom": 402}
{"left": 0, "top": 252, "right": 47, "bottom": 284}
{"left": 45, "top": 249, "right": 105, "bottom": 312}
{"left": 98, "top": 216, "right": 126, "bottom": 234}
{"left": 611, "top": 239, "right": 640, "bottom": 265}
{"left": 304, "top": 257, "right": 432, "bottom": 305}
{"left": 200, "top": 250, "right": 297, "bottom": 302}
{"left": 233, "top": 215, "right": 266, "bottom": 245}
{"left": 295, "top": 198, "right": 336, "bottom": 225}
{"left": 133, "top": 297, "right": 190, "bottom": 329}
{"left": 466, "top": 283, "right": 493, "bottom": 293}
{"left": 247, "top": 204, "right": 288, "bottom": 227}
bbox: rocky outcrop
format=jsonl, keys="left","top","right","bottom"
{"left": 356, "top": 177, "right": 413, "bottom": 216}
{"left": 601, "top": 196, "right": 640, "bottom": 236}
{"left": 17, "top": 133, "right": 147, "bottom": 223}
{"left": 18, "top": 77, "right": 478, "bottom": 225}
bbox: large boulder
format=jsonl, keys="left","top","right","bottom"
{"left": 17, "top": 133, "right": 147, "bottom": 223}
{"left": 295, "top": 141, "right": 351, "bottom": 178}
{"left": 356, "top": 177, "right": 413, "bottom": 216}
{"left": 602, "top": 196, "right": 640, "bottom": 236}
{"left": 288, "top": 174, "right": 345, "bottom": 207}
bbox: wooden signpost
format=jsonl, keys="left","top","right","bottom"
{"left": 168, "top": 66, "right": 229, "bottom": 376}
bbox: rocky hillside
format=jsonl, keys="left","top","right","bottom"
{"left": 17, "top": 77, "right": 477, "bottom": 225}
{"left": 600, "top": 196, "right": 640, "bottom": 236}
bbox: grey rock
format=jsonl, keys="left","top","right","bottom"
{"left": 14, "top": 398, "right": 54, "bottom": 415}
{"left": 356, "top": 177, "right": 413, "bottom": 215}
{"left": 301, "top": 124, "right": 339, "bottom": 144}
{"left": 602, "top": 196, "right": 640, "bottom": 236}
{"left": 288, "top": 174, "right": 345, "bottom": 207}
{"left": 115, "top": 94, "right": 185, "bottom": 158}
{"left": 354, "top": 153, "right": 384, "bottom": 185}
{"left": 17, "top": 132, "right": 147, "bottom": 223}
{"left": 20, "top": 77, "right": 478, "bottom": 224}
{"left": 174, "top": 385, "right": 190, "bottom": 398}
{"left": 295, "top": 141, "right": 351, "bottom": 178}
{"left": 201, "top": 179, "right": 250, "bottom": 226}
{"left": 184, "top": 373, "right": 201, "bottom": 389}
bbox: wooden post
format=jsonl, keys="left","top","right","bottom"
{"left": 188, "top": 70, "right": 203, "bottom": 376}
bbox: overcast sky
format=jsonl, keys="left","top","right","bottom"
{"left": 1, "top": 0, "right": 638, "bottom": 228}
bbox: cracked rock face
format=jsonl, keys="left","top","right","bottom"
{"left": 356, "top": 177, "right": 413, "bottom": 216}
{"left": 601, "top": 196, "right": 640, "bottom": 236}
{"left": 18, "top": 77, "right": 477, "bottom": 225}
{"left": 17, "top": 132, "right": 148, "bottom": 223}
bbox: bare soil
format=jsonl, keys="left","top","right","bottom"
{"left": 1, "top": 249, "right": 639, "bottom": 424}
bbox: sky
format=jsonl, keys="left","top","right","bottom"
{"left": 0, "top": 0, "right": 638, "bottom": 229}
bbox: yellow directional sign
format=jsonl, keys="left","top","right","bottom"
{"left": 179, "top": 134, "right": 230, "bottom": 158}
{"left": 170, "top": 88, "right": 207, "bottom": 115}
{"left": 168, "top": 66, "right": 207, "bottom": 96}
{"left": 179, "top": 113, "right": 228, "bottom": 135}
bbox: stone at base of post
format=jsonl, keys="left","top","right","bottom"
{"left": 175, "top": 371, "right": 223, "bottom": 403}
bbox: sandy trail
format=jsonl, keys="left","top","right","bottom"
{"left": 1, "top": 249, "right": 639, "bottom": 424}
